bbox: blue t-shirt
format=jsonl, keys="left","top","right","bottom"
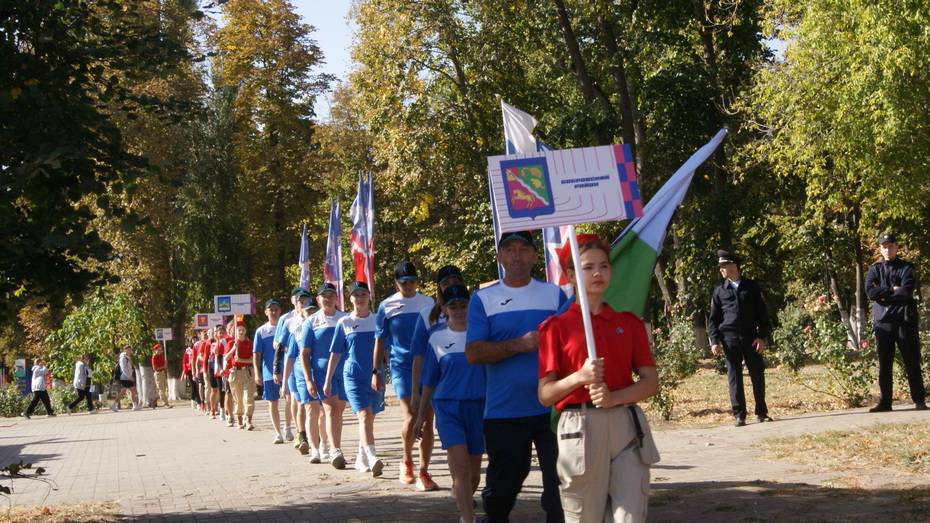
{"left": 331, "top": 313, "right": 377, "bottom": 378}
{"left": 300, "top": 309, "right": 348, "bottom": 369}
{"left": 285, "top": 315, "right": 308, "bottom": 381}
{"left": 252, "top": 322, "right": 278, "bottom": 381}
{"left": 411, "top": 307, "right": 447, "bottom": 358}
{"left": 422, "top": 325, "right": 485, "bottom": 401}
{"left": 273, "top": 310, "right": 296, "bottom": 347}
{"left": 466, "top": 278, "right": 566, "bottom": 419}
{"left": 375, "top": 292, "right": 435, "bottom": 371}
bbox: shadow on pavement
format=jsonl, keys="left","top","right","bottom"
{"left": 651, "top": 480, "right": 930, "bottom": 522}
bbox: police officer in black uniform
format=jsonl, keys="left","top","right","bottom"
{"left": 708, "top": 250, "right": 773, "bottom": 426}
{"left": 864, "top": 233, "right": 927, "bottom": 412}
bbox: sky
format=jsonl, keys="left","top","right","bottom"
{"left": 290, "top": 0, "right": 355, "bottom": 120}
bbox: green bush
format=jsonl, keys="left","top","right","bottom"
{"left": 50, "top": 387, "right": 79, "bottom": 414}
{"left": 773, "top": 282, "right": 873, "bottom": 407}
{"left": 0, "top": 384, "right": 29, "bottom": 418}
{"left": 650, "top": 310, "right": 702, "bottom": 420}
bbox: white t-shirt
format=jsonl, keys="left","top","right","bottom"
{"left": 31, "top": 365, "right": 48, "bottom": 392}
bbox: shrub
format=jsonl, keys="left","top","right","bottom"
{"left": 773, "top": 282, "right": 873, "bottom": 407}
{"left": 650, "top": 310, "right": 702, "bottom": 420}
{"left": 0, "top": 385, "right": 28, "bottom": 418}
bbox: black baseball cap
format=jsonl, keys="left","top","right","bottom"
{"left": 498, "top": 231, "right": 536, "bottom": 250}
{"left": 717, "top": 250, "right": 739, "bottom": 266}
{"left": 441, "top": 284, "right": 470, "bottom": 304}
{"left": 879, "top": 233, "right": 897, "bottom": 244}
{"left": 302, "top": 300, "right": 319, "bottom": 311}
{"left": 317, "top": 282, "right": 338, "bottom": 295}
{"left": 348, "top": 281, "right": 370, "bottom": 295}
{"left": 435, "top": 265, "right": 463, "bottom": 286}
{"left": 264, "top": 298, "right": 281, "bottom": 309}
{"left": 394, "top": 261, "right": 419, "bottom": 282}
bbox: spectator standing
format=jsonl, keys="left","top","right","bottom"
{"left": 151, "top": 343, "right": 172, "bottom": 408}
{"left": 865, "top": 233, "right": 927, "bottom": 412}
{"left": 708, "top": 250, "right": 772, "bottom": 426}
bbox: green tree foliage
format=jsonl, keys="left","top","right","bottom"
{"left": 45, "top": 290, "right": 149, "bottom": 386}
{"left": 0, "top": 0, "right": 195, "bottom": 324}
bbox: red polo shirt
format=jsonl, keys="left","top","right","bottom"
{"left": 198, "top": 339, "right": 212, "bottom": 375}
{"left": 151, "top": 352, "right": 166, "bottom": 371}
{"left": 182, "top": 348, "right": 193, "bottom": 374}
{"left": 538, "top": 302, "right": 655, "bottom": 412}
{"left": 232, "top": 338, "right": 253, "bottom": 365}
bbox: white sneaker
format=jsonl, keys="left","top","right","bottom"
{"left": 284, "top": 427, "right": 294, "bottom": 441}
{"left": 110, "top": 402, "right": 118, "bottom": 412}
{"left": 320, "top": 444, "right": 331, "bottom": 461}
{"left": 331, "top": 448, "right": 346, "bottom": 469}
{"left": 354, "top": 452, "right": 370, "bottom": 473}
{"left": 132, "top": 404, "right": 142, "bottom": 411}
{"left": 272, "top": 434, "right": 284, "bottom": 444}
{"left": 309, "top": 447, "right": 321, "bottom": 464}
{"left": 220, "top": 411, "right": 226, "bottom": 422}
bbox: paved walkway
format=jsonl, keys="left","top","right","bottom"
{"left": 2, "top": 397, "right": 928, "bottom": 522}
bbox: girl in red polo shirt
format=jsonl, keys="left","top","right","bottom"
{"left": 537, "top": 234, "right": 660, "bottom": 523}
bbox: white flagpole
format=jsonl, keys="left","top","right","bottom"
{"left": 566, "top": 225, "right": 597, "bottom": 360}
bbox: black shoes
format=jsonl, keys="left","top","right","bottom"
{"left": 757, "top": 415, "right": 774, "bottom": 423}
{"left": 868, "top": 404, "right": 892, "bottom": 413}
{"left": 734, "top": 416, "right": 746, "bottom": 427}
{"left": 915, "top": 403, "right": 928, "bottom": 411}
{"left": 20, "top": 412, "right": 30, "bottom": 419}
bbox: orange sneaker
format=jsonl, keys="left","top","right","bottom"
{"left": 416, "top": 470, "right": 438, "bottom": 492}
{"left": 399, "top": 460, "right": 415, "bottom": 485}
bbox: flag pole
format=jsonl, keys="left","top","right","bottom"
{"left": 567, "top": 225, "right": 598, "bottom": 360}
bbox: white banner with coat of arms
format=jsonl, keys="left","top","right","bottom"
{"left": 487, "top": 143, "right": 641, "bottom": 233}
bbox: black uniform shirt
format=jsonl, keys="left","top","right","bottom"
{"left": 708, "top": 278, "right": 771, "bottom": 345}
{"left": 865, "top": 258, "right": 917, "bottom": 324}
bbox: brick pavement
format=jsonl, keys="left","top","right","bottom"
{"left": 1, "top": 389, "right": 546, "bottom": 522}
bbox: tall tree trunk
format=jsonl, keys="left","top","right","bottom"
{"left": 595, "top": 7, "right": 636, "bottom": 148}
{"left": 552, "top": 0, "right": 615, "bottom": 144}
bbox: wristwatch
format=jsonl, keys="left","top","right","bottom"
{"left": 372, "top": 368, "right": 380, "bottom": 375}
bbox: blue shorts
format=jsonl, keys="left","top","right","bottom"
{"left": 344, "top": 367, "right": 385, "bottom": 415}
{"left": 287, "top": 372, "right": 297, "bottom": 400}
{"left": 293, "top": 375, "right": 315, "bottom": 405}
{"left": 390, "top": 365, "right": 413, "bottom": 399}
{"left": 433, "top": 398, "right": 485, "bottom": 455}
{"left": 262, "top": 380, "right": 280, "bottom": 401}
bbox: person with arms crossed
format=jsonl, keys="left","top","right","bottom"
{"left": 538, "top": 234, "right": 660, "bottom": 523}
{"left": 865, "top": 233, "right": 927, "bottom": 412}
{"left": 465, "top": 230, "right": 566, "bottom": 523}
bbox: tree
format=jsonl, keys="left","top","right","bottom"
{"left": 743, "top": 0, "right": 930, "bottom": 348}
{"left": 0, "top": 0, "right": 195, "bottom": 325}
{"left": 45, "top": 289, "right": 149, "bottom": 386}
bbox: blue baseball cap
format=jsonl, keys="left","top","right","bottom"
{"left": 317, "top": 282, "right": 338, "bottom": 295}
{"left": 291, "top": 286, "right": 311, "bottom": 298}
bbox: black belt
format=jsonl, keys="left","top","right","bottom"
{"left": 562, "top": 402, "right": 646, "bottom": 449}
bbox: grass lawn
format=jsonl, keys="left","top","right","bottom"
{"left": 644, "top": 361, "right": 895, "bottom": 429}
{"left": 760, "top": 422, "right": 930, "bottom": 478}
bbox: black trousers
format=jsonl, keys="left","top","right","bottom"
{"left": 187, "top": 375, "right": 202, "bottom": 404}
{"left": 723, "top": 336, "right": 767, "bottom": 417}
{"left": 25, "top": 390, "right": 53, "bottom": 416}
{"left": 482, "top": 413, "right": 564, "bottom": 523}
{"left": 874, "top": 321, "right": 926, "bottom": 405}
{"left": 68, "top": 388, "right": 94, "bottom": 411}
